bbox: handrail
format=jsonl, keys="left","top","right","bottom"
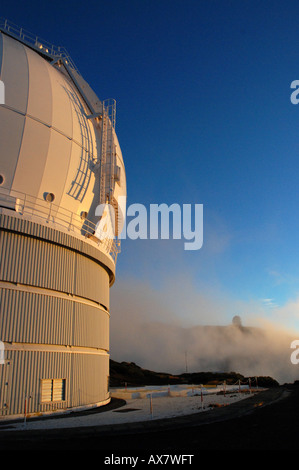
{"left": 0, "top": 17, "right": 80, "bottom": 74}
{"left": 0, "top": 188, "right": 120, "bottom": 262}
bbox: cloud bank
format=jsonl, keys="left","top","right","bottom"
{"left": 110, "top": 278, "right": 299, "bottom": 384}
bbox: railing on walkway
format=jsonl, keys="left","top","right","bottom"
{"left": 0, "top": 188, "right": 120, "bottom": 262}
{"left": 0, "top": 18, "right": 80, "bottom": 74}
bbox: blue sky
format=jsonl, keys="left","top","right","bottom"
{"left": 3, "top": 0, "right": 299, "bottom": 331}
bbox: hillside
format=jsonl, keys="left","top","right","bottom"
{"left": 109, "top": 359, "right": 279, "bottom": 388}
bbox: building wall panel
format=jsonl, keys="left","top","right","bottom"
{"left": 0, "top": 213, "right": 115, "bottom": 285}
{"left": 0, "top": 230, "right": 110, "bottom": 307}
{"left": 1, "top": 349, "right": 109, "bottom": 416}
{"left": 0, "top": 213, "right": 112, "bottom": 418}
{"left": 0, "top": 288, "right": 109, "bottom": 349}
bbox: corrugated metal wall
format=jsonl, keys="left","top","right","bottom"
{"left": 0, "top": 215, "right": 112, "bottom": 418}
{"left": 0, "top": 230, "right": 109, "bottom": 307}
{"left": 0, "top": 289, "right": 109, "bottom": 349}
{"left": 0, "top": 350, "right": 109, "bottom": 416}
{"left": 0, "top": 212, "right": 115, "bottom": 284}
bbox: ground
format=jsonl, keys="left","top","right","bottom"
{"left": 0, "top": 383, "right": 298, "bottom": 453}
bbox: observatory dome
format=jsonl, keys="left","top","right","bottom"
{"left": 0, "top": 30, "right": 126, "bottom": 261}
{"left": 0, "top": 20, "right": 127, "bottom": 418}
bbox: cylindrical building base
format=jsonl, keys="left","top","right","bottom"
{"left": 0, "top": 211, "right": 114, "bottom": 419}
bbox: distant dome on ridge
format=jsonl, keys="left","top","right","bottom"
{"left": 232, "top": 315, "right": 242, "bottom": 327}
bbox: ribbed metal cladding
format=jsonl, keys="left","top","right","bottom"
{"left": 0, "top": 214, "right": 113, "bottom": 418}
{"left": 0, "top": 230, "right": 110, "bottom": 306}
{"left": 0, "top": 212, "right": 115, "bottom": 284}
{"left": 0, "top": 350, "right": 109, "bottom": 416}
{"left": 0, "top": 289, "right": 109, "bottom": 349}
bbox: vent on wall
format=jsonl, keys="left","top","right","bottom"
{"left": 41, "top": 378, "right": 66, "bottom": 402}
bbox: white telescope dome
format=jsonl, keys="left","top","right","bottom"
{"left": 0, "top": 28, "right": 126, "bottom": 261}
{"left": 0, "top": 19, "right": 126, "bottom": 419}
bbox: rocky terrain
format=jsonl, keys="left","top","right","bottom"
{"left": 109, "top": 359, "right": 279, "bottom": 388}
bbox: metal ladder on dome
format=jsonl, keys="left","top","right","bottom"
{"left": 99, "top": 99, "right": 116, "bottom": 205}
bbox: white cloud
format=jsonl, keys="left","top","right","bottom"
{"left": 110, "top": 276, "right": 299, "bottom": 384}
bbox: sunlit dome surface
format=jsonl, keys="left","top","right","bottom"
{"left": 0, "top": 24, "right": 126, "bottom": 262}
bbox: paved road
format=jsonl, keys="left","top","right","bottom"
{"left": 0, "top": 385, "right": 297, "bottom": 452}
